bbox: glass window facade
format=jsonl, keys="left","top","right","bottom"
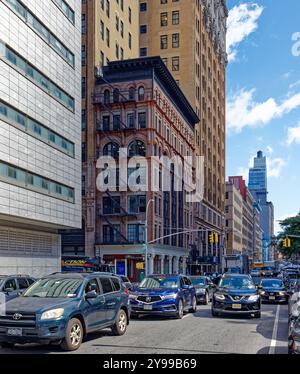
{"left": 4, "top": 0, "right": 75, "bottom": 67}
{"left": 0, "top": 100, "right": 75, "bottom": 157}
{"left": 52, "top": 0, "right": 75, "bottom": 24}
{"left": 0, "top": 161, "right": 75, "bottom": 203}
{"left": 0, "top": 41, "right": 75, "bottom": 111}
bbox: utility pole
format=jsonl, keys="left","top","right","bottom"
{"left": 144, "top": 199, "right": 154, "bottom": 277}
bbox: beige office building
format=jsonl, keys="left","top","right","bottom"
{"left": 139, "top": 0, "right": 227, "bottom": 271}
{"left": 65, "top": 0, "right": 140, "bottom": 256}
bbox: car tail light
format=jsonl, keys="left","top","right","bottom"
{"left": 123, "top": 289, "right": 129, "bottom": 295}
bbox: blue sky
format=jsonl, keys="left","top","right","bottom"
{"left": 226, "top": 0, "right": 300, "bottom": 233}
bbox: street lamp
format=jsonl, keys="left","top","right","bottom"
{"left": 145, "top": 199, "right": 154, "bottom": 277}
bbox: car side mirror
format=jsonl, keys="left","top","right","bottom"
{"left": 85, "top": 291, "right": 98, "bottom": 299}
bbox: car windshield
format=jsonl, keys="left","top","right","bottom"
{"left": 191, "top": 278, "right": 206, "bottom": 286}
{"left": 219, "top": 277, "right": 255, "bottom": 290}
{"left": 23, "top": 278, "right": 83, "bottom": 298}
{"left": 139, "top": 277, "right": 178, "bottom": 289}
{"left": 261, "top": 279, "right": 283, "bottom": 288}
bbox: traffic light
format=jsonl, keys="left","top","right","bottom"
{"left": 209, "top": 232, "right": 219, "bottom": 244}
{"left": 282, "top": 237, "right": 292, "bottom": 248}
{"left": 214, "top": 233, "right": 219, "bottom": 244}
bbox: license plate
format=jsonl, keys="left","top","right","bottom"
{"left": 144, "top": 304, "right": 153, "bottom": 310}
{"left": 269, "top": 296, "right": 276, "bottom": 300}
{"left": 7, "top": 328, "right": 22, "bottom": 337}
{"left": 232, "top": 304, "right": 242, "bottom": 309}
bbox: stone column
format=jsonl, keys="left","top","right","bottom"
{"left": 168, "top": 256, "right": 172, "bottom": 274}
{"left": 160, "top": 256, "right": 164, "bottom": 274}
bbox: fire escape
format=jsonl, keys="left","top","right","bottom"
{"left": 92, "top": 68, "right": 139, "bottom": 245}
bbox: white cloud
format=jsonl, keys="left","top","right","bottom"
{"left": 266, "top": 146, "right": 274, "bottom": 154}
{"left": 227, "top": 89, "right": 300, "bottom": 132}
{"left": 267, "top": 158, "right": 286, "bottom": 178}
{"left": 227, "top": 3, "right": 264, "bottom": 62}
{"left": 289, "top": 80, "right": 300, "bottom": 90}
{"left": 287, "top": 122, "right": 300, "bottom": 145}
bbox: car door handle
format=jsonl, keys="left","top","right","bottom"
{"left": 107, "top": 302, "right": 116, "bottom": 306}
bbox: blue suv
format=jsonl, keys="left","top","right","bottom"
{"left": 0, "top": 273, "right": 130, "bottom": 351}
{"left": 130, "top": 275, "right": 197, "bottom": 319}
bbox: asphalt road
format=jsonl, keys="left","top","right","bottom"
{"left": 0, "top": 303, "right": 288, "bottom": 355}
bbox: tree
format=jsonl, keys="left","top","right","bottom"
{"left": 277, "top": 212, "right": 300, "bottom": 257}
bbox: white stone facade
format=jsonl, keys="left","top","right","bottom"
{"left": 0, "top": 0, "right": 81, "bottom": 276}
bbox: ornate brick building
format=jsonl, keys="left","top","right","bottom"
{"left": 92, "top": 57, "right": 199, "bottom": 281}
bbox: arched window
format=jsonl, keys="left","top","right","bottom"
{"left": 104, "top": 89, "right": 110, "bottom": 104}
{"left": 128, "top": 140, "right": 146, "bottom": 157}
{"left": 138, "top": 86, "right": 145, "bottom": 101}
{"left": 129, "top": 87, "right": 135, "bottom": 100}
{"left": 103, "top": 142, "right": 120, "bottom": 158}
{"left": 113, "top": 88, "right": 120, "bottom": 103}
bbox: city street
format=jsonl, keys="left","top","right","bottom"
{"left": 0, "top": 304, "right": 288, "bottom": 355}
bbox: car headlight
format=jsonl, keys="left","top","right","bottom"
{"left": 196, "top": 289, "right": 206, "bottom": 294}
{"left": 248, "top": 295, "right": 259, "bottom": 302}
{"left": 279, "top": 291, "right": 286, "bottom": 296}
{"left": 129, "top": 294, "right": 138, "bottom": 300}
{"left": 260, "top": 291, "right": 266, "bottom": 295}
{"left": 214, "top": 294, "right": 225, "bottom": 301}
{"left": 40, "top": 308, "right": 64, "bottom": 321}
{"left": 162, "top": 293, "right": 178, "bottom": 300}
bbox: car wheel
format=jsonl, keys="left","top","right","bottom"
{"left": 176, "top": 299, "right": 184, "bottom": 319}
{"left": 254, "top": 311, "right": 261, "bottom": 318}
{"left": 211, "top": 308, "right": 218, "bottom": 317}
{"left": 111, "top": 309, "right": 128, "bottom": 336}
{"left": 190, "top": 296, "right": 197, "bottom": 313}
{"left": 60, "top": 318, "right": 83, "bottom": 351}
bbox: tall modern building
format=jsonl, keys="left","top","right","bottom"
{"left": 139, "top": 0, "right": 227, "bottom": 272}
{"left": 69, "top": 0, "right": 140, "bottom": 257}
{"left": 0, "top": 0, "right": 82, "bottom": 276}
{"left": 248, "top": 151, "right": 274, "bottom": 261}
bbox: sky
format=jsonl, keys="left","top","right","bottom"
{"left": 226, "top": 0, "right": 300, "bottom": 234}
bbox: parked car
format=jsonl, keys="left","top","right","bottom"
{"left": 288, "top": 301, "right": 300, "bottom": 354}
{"left": 0, "top": 272, "right": 130, "bottom": 351}
{"left": 0, "top": 275, "right": 35, "bottom": 302}
{"left": 130, "top": 275, "right": 197, "bottom": 319}
{"left": 288, "top": 279, "right": 300, "bottom": 320}
{"left": 211, "top": 274, "right": 261, "bottom": 318}
{"left": 258, "top": 278, "right": 289, "bottom": 304}
{"left": 189, "top": 276, "right": 215, "bottom": 304}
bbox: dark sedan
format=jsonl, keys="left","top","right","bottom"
{"left": 259, "top": 278, "right": 289, "bottom": 304}
{"left": 211, "top": 274, "right": 261, "bottom": 318}
{"left": 189, "top": 276, "right": 215, "bottom": 304}
{"left": 130, "top": 275, "right": 197, "bottom": 319}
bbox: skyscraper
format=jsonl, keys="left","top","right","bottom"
{"left": 79, "top": 0, "right": 140, "bottom": 257}
{"left": 139, "top": 0, "right": 228, "bottom": 272}
{"left": 248, "top": 151, "right": 274, "bottom": 261}
{"left": 0, "top": 0, "right": 82, "bottom": 275}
